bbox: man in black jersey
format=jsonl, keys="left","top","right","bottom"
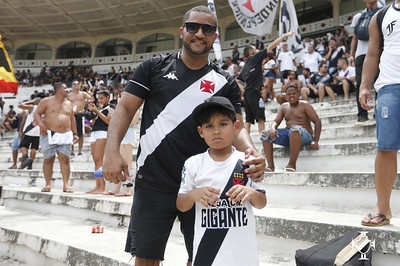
{"left": 102, "top": 6, "right": 265, "bottom": 266}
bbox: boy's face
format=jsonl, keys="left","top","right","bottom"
{"left": 197, "top": 113, "right": 240, "bottom": 153}
{"left": 97, "top": 94, "right": 109, "bottom": 106}
{"left": 285, "top": 87, "right": 300, "bottom": 104}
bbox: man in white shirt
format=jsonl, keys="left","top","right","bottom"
{"left": 300, "top": 44, "right": 324, "bottom": 74}
{"left": 225, "top": 57, "right": 239, "bottom": 78}
{"left": 325, "top": 57, "right": 356, "bottom": 101}
{"left": 277, "top": 42, "right": 297, "bottom": 82}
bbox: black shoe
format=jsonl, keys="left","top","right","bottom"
{"left": 27, "top": 161, "right": 33, "bottom": 170}
{"left": 21, "top": 155, "right": 33, "bottom": 169}
{"left": 71, "top": 152, "right": 75, "bottom": 156}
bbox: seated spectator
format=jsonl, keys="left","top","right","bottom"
{"left": 276, "top": 71, "right": 302, "bottom": 105}
{"left": 300, "top": 44, "right": 324, "bottom": 74}
{"left": 325, "top": 38, "right": 346, "bottom": 75}
{"left": 1, "top": 110, "right": 19, "bottom": 132}
{"left": 301, "top": 63, "right": 332, "bottom": 102}
{"left": 299, "top": 68, "right": 312, "bottom": 88}
{"left": 261, "top": 85, "right": 321, "bottom": 172}
{"left": 324, "top": 57, "right": 356, "bottom": 101}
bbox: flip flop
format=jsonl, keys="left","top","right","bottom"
{"left": 41, "top": 187, "right": 51, "bottom": 192}
{"left": 361, "top": 213, "right": 390, "bottom": 227}
{"left": 63, "top": 188, "right": 74, "bottom": 193}
{"left": 265, "top": 167, "right": 274, "bottom": 172}
{"left": 114, "top": 193, "right": 132, "bottom": 197}
{"left": 285, "top": 167, "right": 296, "bottom": 172}
{"left": 8, "top": 165, "right": 17, "bottom": 169}
{"left": 102, "top": 191, "right": 115, "bottom": 195}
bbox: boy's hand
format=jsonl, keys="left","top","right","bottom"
{"left": 191, "top": 187, "right": 220, "bottom": 208}
{"left": 310, "top": 141, "right": 319, "bottom": 150}
{"left": 243, "top": 148, "right": 266, "bottom": 182}
{"left": 226, "top": 185, "right": 255, "bottom": 205}
{"left": 269, "top": 128, "right": 278, "bottom": 141}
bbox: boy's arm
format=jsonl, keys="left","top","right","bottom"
{"left": 225, "top": 185, "right": 266, "bottom": 209}
{"left": 177, "top": 187, "right": 221, "bottom": 212}
{"left": 305, "top": 103, "right": 321, "bottom": 149}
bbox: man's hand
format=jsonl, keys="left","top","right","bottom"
{"left": 102, "top": 151, "right": 129, "bottom": 184}
{"left": 39, "top": 124, "right": 47, "bottom": 136}
{"left": 243, "top": 147, "right": 266, "bottom": 182}
{"left": 226, "top": 185, "right": 256, "bottom": 205}
{"left": 359, "top": 87, "right": 374, "bottom": 111}
{"left": 190, "top": 187, "right": 220, "bottom": 208}
{"left": 73, "top": 135, "right": 79, "bottom": 144}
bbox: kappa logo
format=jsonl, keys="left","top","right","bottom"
{"left": 200, "top": 80, "right": 215, "bottom": 93}
{"left": 163, "top": 72, "right": 178, "bottom": 80}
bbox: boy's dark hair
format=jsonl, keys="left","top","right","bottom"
{"left": 97, "top": 90, "right": 110, "bottom": 97}
{"left": 195, "top": 106, "right": 236, "bottom": 126}
{"left": 243, "top": 45, "right": 256, "bottom": 58}
{"left": 285, "top": 84, "right": 299, "bottom": 92}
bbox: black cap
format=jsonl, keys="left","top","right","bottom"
{"left": 192, "top": 96, "right": 236, "bottom": 123}
{"left": 37, "top": 92, "right": 46, "bottom": 98}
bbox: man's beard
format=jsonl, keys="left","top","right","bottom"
{"left": 183, "top": 39, "right": 213, "bottom": 56}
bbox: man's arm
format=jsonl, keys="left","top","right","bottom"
{"left": 17, "top": 101, "right": 34, "bottom": 112}
{"left": 18, "top": 112, "right": 27, "bottom": 138}
{"left": 69, "top": 105, "right": 78, "bottom": 144}
{"left": 33, "top": 98, "right": 48, "bottom": 136}
{"left": 359, "top": 14, "right": 381, "bottom": 111}
{"left": 266, "top": 32, "right": 295, "bottom": 52}
{"left": 349, "top": 33, "right": 358, "bottom": 66}
{"left": 102, "top": 93, "right": 144, "bottom": 183}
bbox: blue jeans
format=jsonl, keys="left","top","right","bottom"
{"left": 260, "top": 125, "right": 313, "bottom": 147}
{"left": 376, "top": 84, "right": 400, "bottom": 150}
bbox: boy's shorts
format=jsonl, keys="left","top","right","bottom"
{"left": 376, "top": 84, "right": 400, "bottom": 151}
{"left": 125, "top": 187, "right": 194, "bottom": 261}
{"left": 260, "top": 125, "right": 313, "bottom": 147}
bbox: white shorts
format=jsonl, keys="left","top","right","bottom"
{"left": 90, "top": 130, "right": 107, "bottom": 143}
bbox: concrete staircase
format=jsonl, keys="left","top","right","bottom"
{"left": 1, "top": 85, "right": 400, "bottom": 265}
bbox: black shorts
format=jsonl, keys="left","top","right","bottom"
{"left": 328, "top": 80, "right": 355, "bottom": 95}
{"left": 308, "top": 87, "right": 319, "bottom": 98}
{"left": 244, "top": 88, "right": 265, "bottom": 124}
{"left": 19, "top": 135, "right": 40, "bottom": 150}
{"left": 125, "top": 187, "right": 195, "bottom": 261}
{"left": 74, "top": 114, "right": 83, "bottom": 136}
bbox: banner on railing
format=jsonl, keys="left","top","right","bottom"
{"left": 0, "top": 35, "right": 18, "bottom": 95}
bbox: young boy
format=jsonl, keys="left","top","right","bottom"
{"left": 177, "top": 96, "right": 267, "bottom": 265}
{"left": 261, "top": 85, "right": 321, "bottom": 172}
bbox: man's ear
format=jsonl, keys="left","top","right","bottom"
{"left": 197, "top": 126, "right": 204, "bottom": 139}
{"left": 179, "top": 27, "right": 184, "bottom": 37}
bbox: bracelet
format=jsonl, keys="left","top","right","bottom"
{"left": 73, "top": 133, "right": 78, "bottom": 136}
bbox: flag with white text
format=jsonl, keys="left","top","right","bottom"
{"left": 279, "top": 0, "right": 304, "bottom": 61}
{"left": 0, "top": 36, "right": 18, "bottom": 95}
{"left": 228, "top": 0, "right": 279, "bottom": 36}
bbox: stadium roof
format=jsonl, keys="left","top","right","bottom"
{"left": 0, "top": 0, "right": 234, "bottom": 42}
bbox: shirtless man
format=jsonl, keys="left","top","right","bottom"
{"left": 67, "top": 80, "right": 93, "bottom": 155}
{"left": 34, "top": 82, "right": 78, "bottom": 192}
{"left": 261, "top": 84, "right": 321, "bottom": 172}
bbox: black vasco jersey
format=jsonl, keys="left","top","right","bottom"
{"left": 238, "top": 49, "right": 268, "bottom": 90}
{"left": 125, "top": 53, "right": 242, "bottom": 194}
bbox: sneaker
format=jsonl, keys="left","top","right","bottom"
{"left": 71, "top": 152, "right": 75, "bottom": 156}
{"left": 354, "top": 119, "right": 374, "bottom": 126}
{"left": 27, "top": 161, "right": 33, "bottom": 170}
{"left": 78, "top": 152, "right": 83, "bottom": 156}
{"left": 21, "top": 155, "right": 33, "bottom": 169}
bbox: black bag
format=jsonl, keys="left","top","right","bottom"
{"left": 355, "top": 8, "right": 381, "bottom": 41}
{"left": 295, "top": 231, "right": 372, "bottom": 266}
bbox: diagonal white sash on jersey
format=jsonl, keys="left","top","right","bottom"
{"left": 137, "top": 70, "right": 228, "bottom": 171}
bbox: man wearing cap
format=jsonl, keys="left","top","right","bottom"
{"left": 102, "top": 5, "right": 265, "bottom": 266}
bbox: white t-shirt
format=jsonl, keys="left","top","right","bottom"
{"left": 351, "top": 12, "right": 369, "bottom": 58}
{"left": 179, "top": 149, "right": 265, "bottom": 266}
{"left": 338, "top": 66, "right": 356, "bottom": 85}
{"left": 263, "top": 59, "right": 276, "bottom": 76}
{"left": 375, "top": 4, "right": 400, "bottom": 91}
{"left": 277, "top": 51, "right": 296, "bottom": 71}
{"left": 227, "top": 64, "right": 237, "bottom": 77}
{"left": 300, "top": 52, "right": 323, "bottom": 73}
{"left": 23, "top": 105, "right": 40, "bottom": 137}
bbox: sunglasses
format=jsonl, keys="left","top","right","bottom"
{"left": 184, "top": 22, "right": 217, "bottom": 36}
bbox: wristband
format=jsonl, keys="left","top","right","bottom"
{"left": 73, "top": 133, "right": 78, "bottom": 136}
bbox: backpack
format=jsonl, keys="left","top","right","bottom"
{"left": 376, "top": 3, "right": 391, "bottom": 50}
{"left": 355, "top": 7, "right": 381, "bottom": 41}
